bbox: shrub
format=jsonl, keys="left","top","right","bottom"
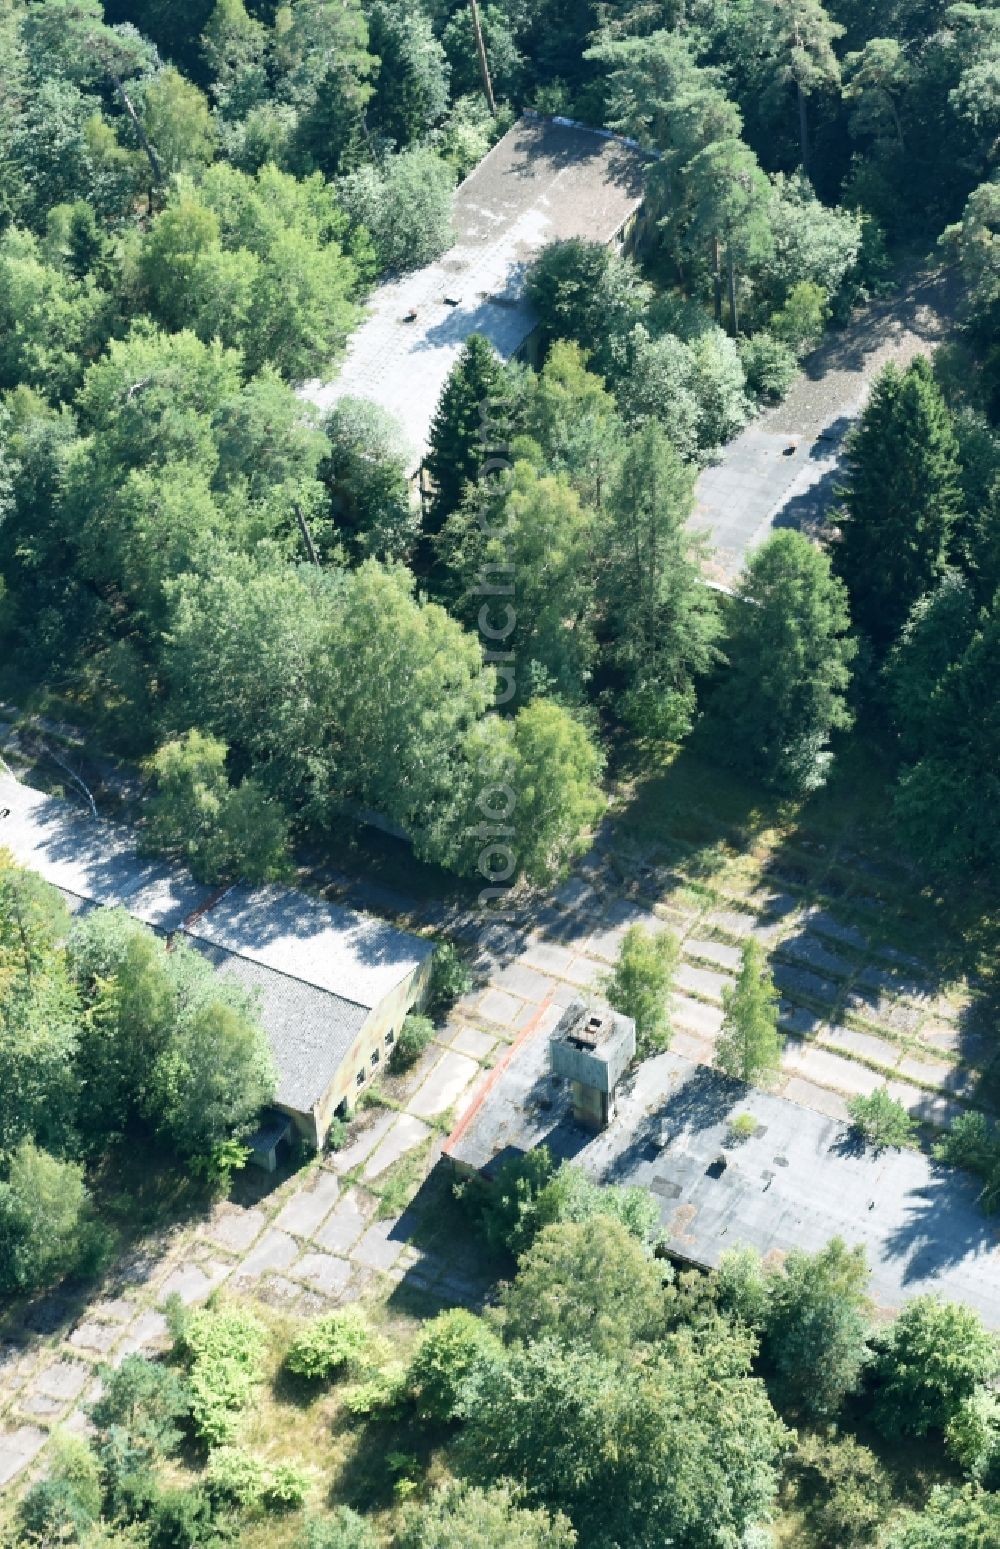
{"left": 326, "top": 1116, "right": 349, "bottom": 1152}
{"left": 204, "top": 1445, "right": 265, "bottom": 1508}
{"left": 89, "top": 1354, "right": 190, "bottom": 1461}
{"left": 795, "top": 1433, "right": 892, "bottom": 1548}
{"left": 390, "top": 1014, "right": 434, "bottom": 1073}
{"left": 933, "top": 1112, "right": 1000, "bottom": 1210}
{"left": 177, "top": 1304, "right": 269, "bottom": 1447}
{"left": 146, "top": 1486, "right": 217, "bottom": 1549}
{"left": 427, "top": 940, "right": 472, "bottom": 1021}
{"left": 848, "top": 1088, "right": 917, "bottom": 1152}
{"left": 262, "top": 1459, "right": 313, "bottom": 1509}
{"left": 285, "top": 1309, "right": 382, "bottom": 1383}
{"left": 342, "top": 1363, "right": 408, "bottom": 1418}
{"left": 946, "top": 1388, "right": 1000, "bottom": 1482}
{"left": 0, "top": 1141, "right": 111, "bottom": 1295}
{"left": 874, "top": 1295, "right": 1000, "bottom": 1438}
{"left": 407, "top": 1309, "right": 504, "bottom": 1423}
{"left": 728, "top": 1113, "right": 760, "bottom": 1141}
{"left": 739, "top": 331, "right": 798, "bottom": 401}
{"left": 16, "top": 1435, "right": 103, "bottom": 1546}
{"left": 300, "top": 1507, "right": 378, "bottom": 1549}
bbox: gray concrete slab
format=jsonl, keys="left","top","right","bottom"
{"left": 352, "top": 1218, "right": 404, "bottom": 1273}
{"left": 671, "top": 994, "right": 724, "bottom": 1040}
{"left": 478, "top": 987, "right": 526, "bottom": 1027}
{"left": 202, "top": 1204, "right": 267, "bottom": 1255}
{"left": 705, "top": 908, "right": 759, "bottom": 940}
{"left": 114, "top": 1310, "right": 169, "bottom": 1362}
{"left": 330, "top": 1108, "right": 398, "bottom": 1173}
{"left": 823, "top": 1024, "right": 899, "bottom": 1067}
{"left": 521, "top": 939, "right": 577, "bottom": 977}
{"left": 675, "top": 962, "right": 733, "bottom": 1001}
{"left": 231, "top": 1229, "right": 298, "bottom": 1283}
{"left": 363, "top": 1114, "right": 432, "bottom": 1180}
{"left": 315, "top": 1188, "right": 376, "bottom": 1255}
{"left": 157, "top": 1259, "right": 230, "bottom": 1306}
{"left": 293, "top": 1252, "right": 352, "bottom": 1297}
{"left": 561, "top": 954, "right": 602, "bottom": 987}
{"left": 409, "top": 1050, "right": 480, "bottom": 1120}
{"left": 68, "top": 1320, "right": 121, "bottom": 1357}
{"left": 685, "top": 938, "right": 743, "bottom": 972}
{"left": 494, "top": 962, "right": 556, "bottom": 1003}
{"left": 91, "top": 1297, "right": 136, "bottom": 1324}
{"left": 448, "top": 1026, "right": 496, "bottom": 1060}
{"left": 784, "top": 1041, "right": 882, "bottom": 1096}
{"left": 0, "top": 1424, "right": 47, "bottom": 1488}
{"left": 273, "top": 1169, "right": 341, "bottom": 1240}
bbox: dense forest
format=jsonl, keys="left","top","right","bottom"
{"left": 2, "top": 0, "right": 1000, "bottom": 1545}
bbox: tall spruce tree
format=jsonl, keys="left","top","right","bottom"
{"left": 710, "top": 529, "right": 855, "bottom": 793}
{"left": 422, "top": 333, "right": 511, "bottom": 550}
{"left": 716, "top": 940, "right": 783, "bottom": 1087}
{"left": 834, "top": 357, "right": 962, "bottom": 650}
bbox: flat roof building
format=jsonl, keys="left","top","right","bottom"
{"left": 301, "top": 114, "right": 649, "bottom": 472}
{"left": 0, "top": 772, "right": 431, "bottom": 1147}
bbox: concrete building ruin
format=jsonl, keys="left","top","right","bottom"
{"left": 549, "top": 999, "right": 636, "bottom": 1130}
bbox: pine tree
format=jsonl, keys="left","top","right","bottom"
{"left": 716, "top": 940, "right": 783, "bottom": 1087}
{"left": 834, "top": 357, "right": 962, "bottom": 650}
{"left": 709, "top": 529, "right": 856, "bottom": 793}
{"left": 423, "top": 334, "right": 510, "bottom": 547}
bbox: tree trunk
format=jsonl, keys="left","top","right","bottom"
{"left": 727, "top": 251, "right": 739, "bottom": 336}
{"left": 797, "top": 82, "right": 810, "bottom": 177}
{"left": 711, "top": 236, "right": 723, "bottom": 327}
{"left": 470, "top": 0, "right": 496, "bottom": 116}
{"left": 107, "top": 66, "right": 162, "bottom": 202}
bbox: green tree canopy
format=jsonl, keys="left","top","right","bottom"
{"left": 716, "top": 939, "right": 784, "bottom": 1086}
{"left": 709, "top": 529, "right": 856, "bottom": 792}
{"left": 834, "top": 357, "right": 963, "bottom": 650}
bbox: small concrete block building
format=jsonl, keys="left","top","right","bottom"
{"left": 183, "top": 884, "right": 432, "bottom": 1147}
{"left": 549, "top": 999, "right": 636, "bottom": 1130}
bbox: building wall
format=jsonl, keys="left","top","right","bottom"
{"left": 303, "top": 953, "right": 433, "bottom": 1147}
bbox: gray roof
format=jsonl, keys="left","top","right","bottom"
{"left": 0, "top": 771, "right": 214, "bottom": 932}
{"left": 447, "top": 1032, "right": 1000, "bottom": 1327}
{"left": 2, "top": 770, "right": 431, "bottom": 1118}
{"left": 301, "top": 114, "right": 648, "bottom": 470}
{"left": 191, "top": 940, "right": 369, "bottom": 1114}
{"left": 184, "top": 882, "right": 431, "bottom": 1012}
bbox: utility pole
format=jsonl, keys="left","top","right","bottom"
{"left": 470, "top": 0, "right": 496, "bottom": 116}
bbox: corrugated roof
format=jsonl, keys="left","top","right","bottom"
{"left": 301, "top": 115, "right": 648, "bottom": 471}
{"left": 184, "top": 882, "right": 431, "bottom": 1012}
{"left": 191, "top": 941, "right": 369, "bottom": 1113}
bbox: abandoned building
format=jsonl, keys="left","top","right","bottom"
{"left": 0, "top": 771, "right": 431, "bottom": 1148}
{"left": 302, "top": 112, "right": 649, "bottom": 474}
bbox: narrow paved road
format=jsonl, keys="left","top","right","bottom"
{"left": 692, "top": 266, "right": 960, "bottom": 585}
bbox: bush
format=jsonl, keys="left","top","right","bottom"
{"left": 795, "top": 1433, "right": 892, "bottom": 1548}
{"left": 300, "top": 1505, "right": 378, "bottom": 1549}
{"left": 848, "top": 1088, "right": 917, "bottom": 1152}
{"left": 147, "top": 1486, "right": 217, "bottom": 1549}
{"left": 16, "top": 1435, "right": 102, "bottom": 1545}
{"left": 728, "top": 1113, "right": 760, "bottom": 1141}
{"left": 874, "top": 1295, "right": 1000, "bottom": 1438}
{"left": 89, "top": 1355, "right": 190, "bottom": 1462}
{"left": 946, "top": 1388, "right": 1000, "bottom": 1482}
{"left": 177, "top": 1304, "right": 269, "bottom": 1447}
{"left": 262, "top": 1459, "right": 313, "bottom": 1509}
{"left": 427, "top": 940, "right": 472, "bottom": 1021}
{"left": 342, "top": 1363, "right": 408, "bottom": 1418}
{"left": 739, "top": 332, "right": 798, "bottom": 401}
{"left": 0, "top": 1141, "right": 111, "bottom": 1295}
{"left": 285, "top": 1309, "right": 382, "bottom": 1383}
{"left": 390, "top": 1014, "right": 434, "bottom": 1073}
{"left": 407, "top": 1309, "right": 504, "bottom": 1423}
{"left": 933, "top": 1113, "right": 1000, "bottom": 1210}
{"left": 204, "top": 1445, "right": 265, "bottom": 1508}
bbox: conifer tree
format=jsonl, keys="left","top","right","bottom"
{"left": 834, "top": 357, "right": 962, "bottom": 650}
{"left": 716, "top": 940, "right": 783, "bottom": 1087}
{"left": 423, "top": 333, "right": 511, "bottom": 547}
{"left": 710, "top": 529, "right": 855, "bottom": 793}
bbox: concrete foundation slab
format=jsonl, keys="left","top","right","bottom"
{"left": 363, "top": 1114, "right": 432, "bottom": 1180}
{"left": 409, "top": 1050, "right": 480, "bottom": 1120}
{"left": 274, "top": 1169, "right": 341, "bottom": 1240}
